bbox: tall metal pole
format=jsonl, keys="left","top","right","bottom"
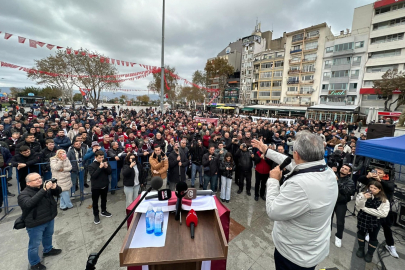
{"left": 160, "top": 0, "right": 165, "bottom": 112}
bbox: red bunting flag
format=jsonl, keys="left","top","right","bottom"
{"left": 46, "top": 44, "right": 55, "bottom": 50}
{"left": 56, "top": 46, "right": 63, "bottom": 49}
{"left": 37, "top": 41, "right": 45, "bottom": 47}
{"left": 29, "top": 39, "right": 37, "bottom": 48}
{"left": 112, "top": 59, "right": 115, "bottom": 64}
{"left": 74, "top": 50, "right": 79, "bottom": 55}
{"left": 81, "top": 52, "right": 86, "bottom": 56}
{"left": 117, "top": 60, "right": 120, "bottom": 65}
{"left": 100, "top": 57, "right": 105, "bottom": 63}
{"left": 18, "top": 36, "right": 26, "bottom": 43}
{"left": 126, "top": 62, "right": 129, "bottom": 66}
{"left": 4, "top": 33, "right": 12, "bottom": 39}
{"left": 106, "top": 58, "right": 110, "bottom": 64}
{"left": 130, "top": 62, "right": 135, "bottom": 67}
{"left": 66, "top": 48, "right": 72, "bottom": 54}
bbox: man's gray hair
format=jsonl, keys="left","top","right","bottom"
{"left": 25, "top": 172, "right": 40, "bottom": 183}
{"left": 293, "top": 131, "right": 324, "bottom": 162}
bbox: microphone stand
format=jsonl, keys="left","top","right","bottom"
{"left": 85, "top": 186, "right": 153, "bottom": 270}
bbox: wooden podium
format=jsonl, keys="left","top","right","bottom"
{"left": 120, "top": 209, "right": 228, "bottom": 270}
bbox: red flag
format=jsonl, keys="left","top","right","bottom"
{"left": 46, "top": 44, "right": 55, "bottom": 50}
{"left": 117, "top": 60, "right": 120, "bottom": 65}
{"left": 81, "top": 52, "right": 86, "bottom": 56}
{"left": 165, "top": 94, "right": 168, "bottom": 98}
{"left": 79, "top": 88, "right": 86, "bottom": 97}
{"left": 56, "top": 46, "right": 63, "bottom": 49}
{"left": 37, "top": 41, "right": 45, "bottom": 47}
{"left": 100, "top": 57, "right": 105, "bottom": 63}
{"left": 126, "top": 62, "right": 129, "bottom": 66}
{"left": 106, "top": 58, "right": 110, "bottom": 64}
{"left": 112, "top": 59, "right": 115, "bottom": 64}
{"left": 74, "top": 50, "right": 79, "bottom": 55}
{"left": 130, "top": 62, "right": 135, "bottom": 67}
{"left": 4, "top": 33, "right": 12, "bottom": 39}
{"left": 29, "top": 39, "right": 37, "bottom": 48}
{"left": 18, "top": 36, "right": 26, "bottom": 43}
{"left": 66, "top": 48, "right": 72, "bottom": 54}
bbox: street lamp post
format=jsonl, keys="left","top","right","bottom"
{"left": 160, "top": 0, "right": 165, "bottom": 112}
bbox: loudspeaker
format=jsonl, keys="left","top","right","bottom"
{"left": 397, "top": 203, "right": 405, "bottom": 228}
{"left": 367, "top": 124, "right": 395, "bottom": 140}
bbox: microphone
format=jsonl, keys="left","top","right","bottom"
{"left": 184, "top": 189, "right": 214, "bottom": 200}
{"left": 279, "top": 157, "right": 292, "bottom": 171}
{"left": 186, "top": 209, "right": 198, "bottom": 239}
{"left": 157, "top": 189, "right": 172, "bottom": 201}
{"left": 150, "top": 176, "right": 164, "bottom": 190}
{"left": 175, "top": 182, "right": 188, "bottom": 221}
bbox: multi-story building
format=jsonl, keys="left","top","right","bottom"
{"left": 239, "top": 23, "right": 273, "bottom": 105}
{"left": 358, "top": 0, "right": 405, "bottom": 116}
{"left": 282, "top": 23, "right": 333, "bottom": 107}
{"left": 306, "top": 28, "right": 370, "bottom": 122}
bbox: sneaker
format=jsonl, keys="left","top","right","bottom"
{"left": 237, "top": 190, "right": 242, "bottom": 194}
{"left": 365, "top": 233, "right": 369, "bottom": 242}
{"left": 31, "top": 262, "right": 46, "bottom": 270}
{"left": 226, "top": 200, "right": 229, "bottom": 203}
{"left": 100, "top": 211, "right": 112, "bottom": 218}
{"left": 43, "top": 248, "right": 62, "bottom": 257}
{"left": 335, "top": 236, "right": 342, "bottom": 248}
{"left": 385, "top": 245, "right": 399, "bottom": 258}
{"left": 351, "top": 195, "right": 355, "bottom": 201}
{"left": 254, "top": 196, "right": 259, "bottom": 201}
{"left": 94, "top": 215, "right": 100, "bottom": 224}
{"left": 199, "top": 184, "right": 203, "bottom": 188}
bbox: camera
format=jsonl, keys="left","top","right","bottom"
{"left": 51, "top": 178, "right": 57, "bottom": 184}
{"left": 241, "top": 143, "right": 247, "bottom": 148}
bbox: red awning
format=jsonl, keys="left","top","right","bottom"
{"left": 360, "top": 88, "right": 377, "bottom": 94}
{"left": 228, "top": 81, "right": 238, "bottom": 84}
{"left": 374, "top": 0, "right": 405, "bottom": 8}
{"left": 378, "top": 111, "right": 402, "bottom": 117}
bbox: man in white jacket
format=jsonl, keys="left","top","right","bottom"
{"left": 252, "top": 131, "right": 338, "bottom": 269}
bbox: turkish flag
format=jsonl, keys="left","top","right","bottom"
{"left": 56, "top": 46, "right": 63, "bottom": 49}
{"left": 4, "top": 33, "right": 12, "bottom": 39}
{"left": 74, "top": 50, "right": 79, "bottom": 55}
{"left": 29, "top": 39, "right": 37, "bottom": 48}
{"left": 37, "top": 41, "right": 45, "bottom": 47}
{"left": 126, "top": 62, "right": 129, "bottom": 66}
{"left": 46, "top": 44, "right": 55, "bottom": 50}
{"left": 111, "top": 59, "right": 115, "bottom": 64}
{"left": 66, "top": 48, "right": 72, "bottom": 54}
{"left": 81, "top": 52, "right": 86, "bottom": 56}
{"left": 18, "top": 36, "right": 26, "bottom": 43}
{"left": 117, "top": 60, "right": 120, "bottom": 65}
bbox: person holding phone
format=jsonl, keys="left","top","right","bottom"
{"left": 50, "top": 149, "right": 73, "bottom": 210}
{"left": 355, "top": 181, "right": 389, "bottom": 262}
{"left": 122, "top": 154, "right": 144, "bottom": 207}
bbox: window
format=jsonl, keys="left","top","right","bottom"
{"left": 366, "top": 64, "right": 399, "bottom": 73}
{"left": 259, "top": 81, "right": 271, "bottom": 88}
{"left": 334, "top": 42, "right": 354, "bottom": 52}
{"left": 353, "top": 56, "right": 361, "bottom": 63}
{"left": 302, "top": 64, "right": 315, "bottom": 72}
{"left": 364, "top": 81, "right": 374, "bottom": 87}
{"left": 332, "top": 70, "right": 349, "bottom": 77}
{"left": 323, "top": 72, "right": 331, "bottom": 79}
{"left": 322, "top": 84, "right": 328, "bottom": 90}
{"left": 304, "top": 53, "right": 316, "bottom": 61}
{"left": 325, "top": 60, "right": 332, "bottom": 67}
{"left": 259, "top": 91, "right": 271, "bottom": 97}
{"left": 355, "top": 41, "right": 364, "bottom": 49}
{"left": 306, "top": 30, "right": 319, "bottom": 38}
{"left": 260, "top": 72, "right": 272, "bottom": 78}
{"left": 292, "top": 45, "right": 301, "bottom": 51}
{"left": 288, "top": 87, "right": 298, "bottom": 92}
{"left": 288, "top": 76, "right": 299, "bottom": 84}
{"left": 329, "top": 83, "right": 347, "bottom": 90}
{"left": 351, "top": 70, "right": 359, "bottom": 77}
{"left": 273, "top": 71, "right": 283, "bottom": 77}
{"left": 371, "top": 33, "right": 404, "bottom": 44}
{"left": 370, "top": 49, "right": 401, "bottom": 58}
{"left": 326, "top": 46, "right": 334, "bottom": 53}
{"left": 300, "top": 87, "right": 313, "bottom": 93}
{"left": 261, "top": 63, "right": 273, "bottom": 69}
{"left": 375, "top": 6, "right": 391, "bottom": 15}
{"left": 349, "top": 83, "right": 358, "bottom": 90}
{"left": 290, "top": 66, "right": 300, "bottom": 71}
{"left": 273, "top": 81, "right": 282, "bottom": 87}
{"left": 275, "top": 61, "right": 283, "bottom": 67}
{"left": 302, "top": 75, "right": 314, "bottom": 81}
{"left": 292, "top": 33, "right": 304, "bottom": 42}
{"left": 272, "top": 91, "right": 281, "bottom": 97}
{"left": 305, "top": 41, "right": 318, "bottom": 50}
{"left": 333, "top": 57, "right": 351, "bottom": 65}
{"left": 363, "top": 95, "right": 379, "bottom": 101}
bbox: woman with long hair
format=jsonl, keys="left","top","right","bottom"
{"left": 122, "top": 153, "right": 144, "bottom": 207}
{"left": 219, "top": 152, "right": 235, "bottom": 203}
{"left": 355, "top": 181, "right": 389, "bottom": 262}
{"left": 50, "top": 149, "right": 73, "bottom": 210}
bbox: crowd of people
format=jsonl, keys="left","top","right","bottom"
{"left": 0, "top": 104, "right": 401, "bottom": 269}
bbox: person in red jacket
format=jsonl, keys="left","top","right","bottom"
{"left": 253, "top": 146, "right": 273, "bottom": 201}
{"left": 202, "top": 130, "right": 211, "bottom": 148}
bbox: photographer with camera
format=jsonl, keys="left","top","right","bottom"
{"left": 235, "top": 143, "right": 254, "bottom": 196}
{"left": 189, "top": 139, "right": 206, "bottom": 188}
{"left": 18, "top": 172, "right": 62, "bottom": 270}
{"left": 149, "top": 145, "right": 169, "bottom": 188}
{"left": 202, "top": 145, "right": 220, "bottom": 191}
{"left": 50, "top": 149, "right": 73, "bottom": 210}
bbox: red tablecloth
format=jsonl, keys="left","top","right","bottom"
{"left": 125, "top": 193, "right": 230, "bottom": 270}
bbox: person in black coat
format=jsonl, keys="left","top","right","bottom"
{"left": 235, "top": 144, "right": 254, "bottom": 196}
{"left": 202, "top": 145, "right": 220, "bottom": 192}
{"left": 17, "top": 172, "right": 62, "bottom": 269}
{"left": 40, "top": 139, "right": 57, "bottom": 179}
{"left": 226, "top": 137, "right": 240, "bottom": 184}
{"left": 168, "top": 142, "right": 182, "bottom": 191}
{"left": 88, "top": 151, "right": 112, "bottom": 224}
{"left": 16, "top": 133, "right": 42, "bottom": 154}
{"left": 10, "top": 146, "right": 41, "bottom": 191}
{"left": 122, "top": 153, "right": 144, "bottom": 207}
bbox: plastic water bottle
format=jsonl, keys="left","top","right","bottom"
{"left": 154, "top": 207, "right": 164, "bottom": 236}
{"left": 145, "top": 205, "right": 155, "bottom": 234}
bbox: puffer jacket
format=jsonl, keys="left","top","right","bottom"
{"left": 50, "top": 158, "right": 73, "bottom": 192}
{"left": 18, "top": 185, "right": 62, "bottom": 228}
{"left": 54, "top": 135, "right": 71, "bottom": 151}
{"left": 265, "top": 149, "right": 338, "bottom": 268}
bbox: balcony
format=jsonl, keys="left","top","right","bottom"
{"left": 305, "top": 34, "right": 320, "bottom": 41}
{"left": 303, "top": 46, "right": 318, "bottom": 53}
{"left": 301, "top": 68, "right": 316, "bottom": 74}
{"left": 331, "top": 63, "right": 351, "bottom": 71}
{"left": 290, "top": 49, "right": 302, "bottom": 55}
{"left": 254, "top": 69, "right": 259, "bottom": 73}
{"left": 351, "top": 74, "right": 359, "bottom": 79}
{"left": 292, "top": 37, "right": 304, "bottom": 44}
{"left": 302, "top": 57, "right": 317, "bottom": 63}
{"left": 287, "top": 80, "right": 300, "bottom": 85}
{"left": 289, "top": 59, "right": 301, "bottom": 64}
{"left": 333, "top": 49, "right": 354, "bottom": 57}
{"left": 300, "top": 80, "right": 314, "bottom": 85}
{"left": 286, "top": 90, "right": 314, "bottom": 96}
{"left": 324, "top": 64, "right": 332, "bottom": 69}
{"left": 286, "top": 91, "right": 298, "bottom": 96}
{"left": 329, "top": 77, "right": 349, "bottom": 83}
{"left": 323, "top": 76, "right": 330, "bottom": 81}
{"left": 288, "top": 70, "right": 300, "bottom": 74}
{"left": 352, "top": 61, "right": 361, "bottom": 67}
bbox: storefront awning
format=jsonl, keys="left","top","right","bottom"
{"left": 360, "top": 88, "right": 377, "bottom": 94}
{"left": 308, "top": 104, "right": 359, "bottom": 111}
{"left": 242, "top": 108, "right": 254, "bottom": 111}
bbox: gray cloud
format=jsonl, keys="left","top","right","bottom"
{"left": 0, "top": 0, "right": 372, "bottom": 95}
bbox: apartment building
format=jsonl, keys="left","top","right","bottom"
{"left": 359, "top": 0, "right": 405, "bottom": 115}
{"left": 282, "top": 23, "right": 333, "bottom": 107}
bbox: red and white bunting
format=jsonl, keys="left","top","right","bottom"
{"left": 29, "top": 39, "right": 37, "bottom": 48}
{"left": 18, "top": 36, "right": 26, "bottom": 44}
{"left": 37, "top": 41, "right": 46, "bottom": 47}
{"left": 46, "top": 44, "right": 55, "bottom": 50}
{"left": 4, "top": 33, "right": 12, "bottom": 39}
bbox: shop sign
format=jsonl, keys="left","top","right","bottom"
{"left": 328, "top": 90, "right": 346, "bottom": 96}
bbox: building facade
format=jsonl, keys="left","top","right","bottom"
{"left": 281, "top": 23, "right": 333, "bottom": 107}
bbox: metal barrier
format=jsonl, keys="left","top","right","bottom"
{"left": 0, "top": 167, "right": 15, "bottom": 221}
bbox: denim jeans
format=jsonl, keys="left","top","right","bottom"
{"left": 60, "top": 190, "right": 74, "bottom": 209}
{"left": 26, "top": 219, "right": 54, "bottom": 266}
{"left": 220, "top": 176, "right": 232, "bottom": 200}
{"left": 191, "top": 163, "right": 202, "bottom": 187}
{"left": 70, "top": 171, "right": 79, "bottom": 194}
{"left": 124, "top": 185, "right": 140, "bottom": 208}
{"left": 203, "top": 174, "right": 218, "bottom": 192}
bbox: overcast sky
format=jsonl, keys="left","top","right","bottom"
{"left": 0, "top": 0, "right": 372, "bottom": 96}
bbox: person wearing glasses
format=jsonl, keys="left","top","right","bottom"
{"left": 18, "top": 172, "right": 63, "bottom": 270}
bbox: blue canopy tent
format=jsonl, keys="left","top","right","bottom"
{"left": 356, "top": 135, "right": 405, "bottom": 166}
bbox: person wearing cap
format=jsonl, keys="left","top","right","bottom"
{"left": 331, "top": 164, "right": 355, "bottom": 248}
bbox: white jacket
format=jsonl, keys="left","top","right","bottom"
{"left": 265, "top": 149, "right": 338, "bottom": 268}
{"left": 355, "top": 193, "right": 389, "bottom": 218}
